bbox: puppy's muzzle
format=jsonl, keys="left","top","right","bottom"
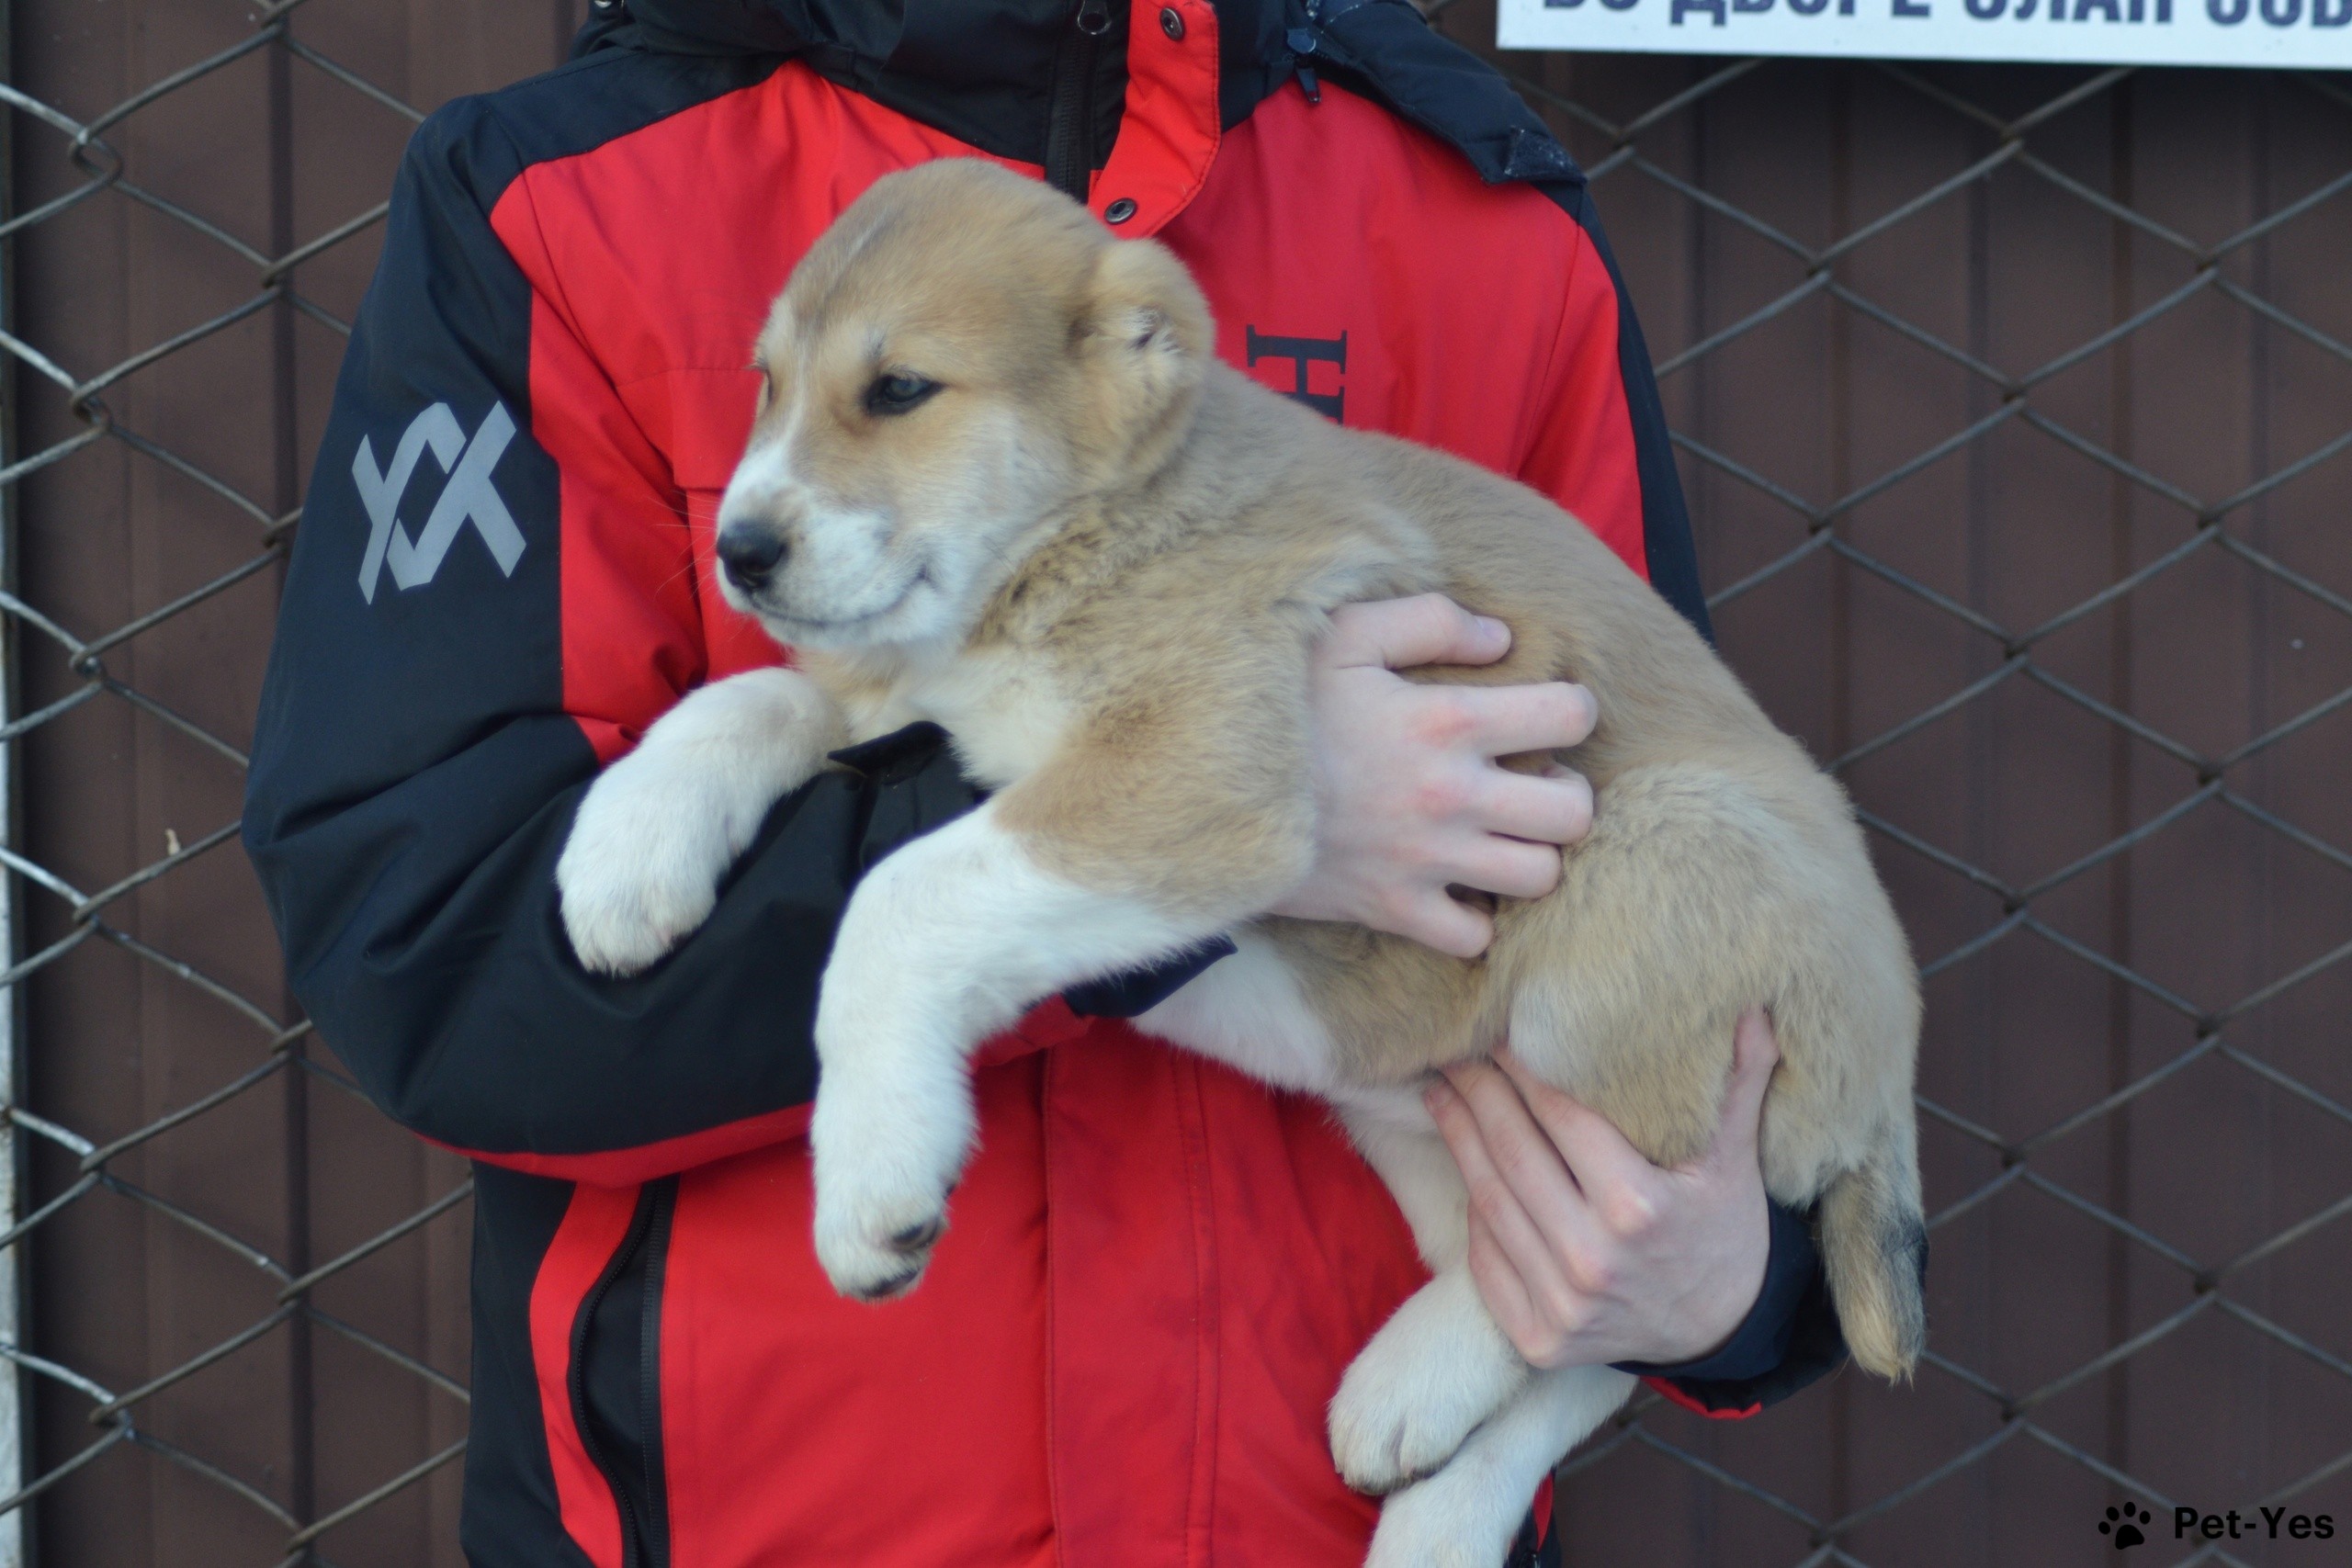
{"left": 717, "top": 522, "right": 788, "bottom": 594}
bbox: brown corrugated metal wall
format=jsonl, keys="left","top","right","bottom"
{"left": 2, "top": 1, "right": 2346, "bottom": 1562}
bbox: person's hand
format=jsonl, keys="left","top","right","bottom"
{"left": 1269, "top": 593, "right": 1598, "bottom": 957}
{"left": 1422, "top": 1008, "right": 1780, "bottom": 1369}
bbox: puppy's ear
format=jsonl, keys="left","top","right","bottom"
{"left": 1075, "top": 238, "right": 1212, "bottom": 434}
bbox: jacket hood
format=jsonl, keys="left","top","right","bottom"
{"left": 620, "top": 0, "right": 1281, "bottom": 75}
{"left": 590, "top": 0, "right": 1291, "bottom": 165}
{"left": 579, "top": 0, "right": 1574, "bottom": 187}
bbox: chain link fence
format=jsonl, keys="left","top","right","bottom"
{"left": 1433, "top": 2, "right": 2352, "bottom": 1562}
{"left": 2, "top": 6, "right": 574, "bottom": 1562}
{"left": 0, "top": 0, "right": 2344, "bottom": 1562}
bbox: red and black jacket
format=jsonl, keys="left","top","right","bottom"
{"left": 243, "top": 4, "right": 1852, "bottom": 1564}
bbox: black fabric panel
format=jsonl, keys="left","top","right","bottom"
{"left": 1654, "top": 1275, "right": 1844, "bottom": 1416}
{"left": 615, "top": 0, "right": 1291, "bottom": 152}
{"left": 461, "top": 1164, "right": 601, "bottom": 1568}
{"left": 1064, "top": 936, "right": 1238, "bottom": 1019}
{"left": 1217, "top": 0, "right": 1293, "bottom": 130}
{"left": 1287, "top": 0, "right": 1581, "bottom": 186}
{"left": 1613, "top": 1199, "right": 1830, "bottom": 1387}
{"left": 447, "top": 42, "right": 777, "bottom": 196}
{"left": 637, "top": 1183, "right": 676, "bottom": 1566}
{"left": 243, "top": 78, "right": 985, "bottom": 1161}
{"left": 1549, "top": 180, "right": 1714, "bottom": 643}
{"left": 624, "top": 0, "right": 1130, "bottom": 166}
{"left": 1509, "top": 1507, "right": 1564, "bottom": 1568}
{"left": 575, "top": 1179, "right": 679, "bottom": 1568}
{"left": 1637, "top": 1229, "right": 1929, "bottom": 1416}
{"left": 579, "top": 1197, "right": 652, "bottom": 1566}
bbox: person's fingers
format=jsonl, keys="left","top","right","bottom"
{"left": 1325, "top": 594, "right": 1510, "bottom": 671}
{"left": 1471, "top": 767, "right": 1595, "bottom": 849}
{"left": 1701, "top": 1007, "right": 1781, "bottom": 1174}
{"left": 1464, "top": 1209, "right": 1564, "bottom": 1368}
{"left": 1490, "top": 1046, "right": 1662, "bottom": 1223}
{"left": 1425, "top": 1071, "right": 1584, "bottom": 1319}
{"left": 1438, "top": 1059, "right": 1610, "bottom": 1293}
{"left": 1442, "top": 682, "right": 1599, "bottom": 759}
{"left": 1442, "top": 834, "right": 1566, "bottom": 902}
{"left": 1385, "top": 890, "right": 1495, "bottom": 958}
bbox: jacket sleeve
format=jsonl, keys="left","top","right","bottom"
{"left": 1507, "top": 187, "right": 1873, "bottom": 1414}
{"left": 1515, "top": 180, "right": 1712, "bottom": 641}
{"left": 243, "top": 101, "right": 980, "bottom": 1188}
{"left": 1612, "top": 1201, "right": 1855, "bottom": 1418}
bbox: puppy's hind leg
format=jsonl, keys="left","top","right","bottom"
{"left": 1365, "top": 1364, "right": 1636, "bottom": 1568}
{"left": 1329, "top": 1099, "right": 1531, "bottom": 1496}
{"left": 559, "top": 666, "right": 845, "bottom": 976}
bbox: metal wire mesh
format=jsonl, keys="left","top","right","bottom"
{"left": 0, "top": 5, "right": 512, "bottom": 1562}
{"left": 1432, "top": 5, "right": 2352, "bottom": 1563}
{"left": 0, "top": 1, "right": 2345, "bottom": 1562}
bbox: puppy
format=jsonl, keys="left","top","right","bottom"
{"left": 557, "top": 159, "right": 1923, "bottom": 1568}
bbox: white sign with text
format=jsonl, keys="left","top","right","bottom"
{"left": 1499, "top": 0, "right": 2352, "bottom": 69}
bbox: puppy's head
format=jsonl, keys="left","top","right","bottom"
{"left": 715, "top": 159, "right": 1212, "bottom": 651}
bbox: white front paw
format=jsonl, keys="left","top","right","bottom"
{"left": 808, "top": 940, "right": 973, "bottom": 1301}
{"left": 808, "top": 1086, "right": 972, "bottom": 1302}
{"left": 557, "top": 763, "right": 737, "bottom": 976}
{"left": 810, "top": 1160, "right": 953, "bottom": 1302}
{"left": 1363, "top": 1472, "right": 1522, "bottom": 1568}
{"left": 1330, "top": 1271, "right": 1529, "bottom": 1495}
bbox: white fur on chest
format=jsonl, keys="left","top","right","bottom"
{"left": 1134, "top": 928, "right": 1347, "bottom": 1096}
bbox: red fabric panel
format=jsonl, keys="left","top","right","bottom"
{"left": 529, "top": 1182, "right": 645, "bottom": 1568}
{"left": 1089, "top": 0, "right": 1221, "bottom": 235}
{"left": 1039, "top": 1030, "right": 1219, "bottom": 1566}
{"left": 1645, "top": 1374, "right": 1764, "bottom": 1420}
{"left": 1162, "top": 80, "right": 1651, "bottom": 578}
{"left": 660, "top": 1055, "right": 1057, "bottom": 1568}
{"left": 1195, "top": 1052, "right": 1429, "bottom": 1561}
{"left": 506, "top": 271, "right": 705, "bottom": 765}
{"left": 429, "top": 1105, "right": 811, "bottom": 1188}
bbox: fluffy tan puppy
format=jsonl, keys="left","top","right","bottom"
{"left": 556, "top": 158, "right": 1923, "bottom": 1567}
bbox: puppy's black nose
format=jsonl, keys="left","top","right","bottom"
{"left": 717, "top": 524, "right": 787, "bottom": 592}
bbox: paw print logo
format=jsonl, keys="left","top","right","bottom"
{"left": 2099, "top": 1503, "right": 2152, "bottom": 1550}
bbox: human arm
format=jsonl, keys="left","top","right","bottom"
{"left": 241, "top": 101, "right": 989, "bottom": 1185}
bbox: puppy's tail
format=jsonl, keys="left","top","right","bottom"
{"left": 1817, "top": 1119, "right": 1927, "bottom": 1382}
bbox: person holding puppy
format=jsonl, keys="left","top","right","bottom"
{"left": 246, "top": 3, "right": 1856, "bottom": 1564}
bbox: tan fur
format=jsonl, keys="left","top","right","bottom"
{"left": 730, "top": 161, "right": 1925, "bottom": 1382}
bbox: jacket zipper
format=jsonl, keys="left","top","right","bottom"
{"left": 568, "top": 1179, "right": 678, "bottom": 1568}
{"left": 636, "top": 1181, "right": 676, "bottom": 1568}
{"left": 1046, "top": 0, "right": 1113, "bottom": 199}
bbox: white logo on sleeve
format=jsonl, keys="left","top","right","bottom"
{"left": 354, "top": 401, "right": 526, "bottom": 603}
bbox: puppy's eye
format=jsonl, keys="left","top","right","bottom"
{"left": 864, "top": 371, "right": 940, "bottom": 416}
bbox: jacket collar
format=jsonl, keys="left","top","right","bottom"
{"left": 580, "top": 0, "right": 1576, "bottom": 220}
{"left": 603, "top": 1, "right": 1289, "bottom": 139}
{"left": 587, "top": 0, "right": 1278, "bottom": 235}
